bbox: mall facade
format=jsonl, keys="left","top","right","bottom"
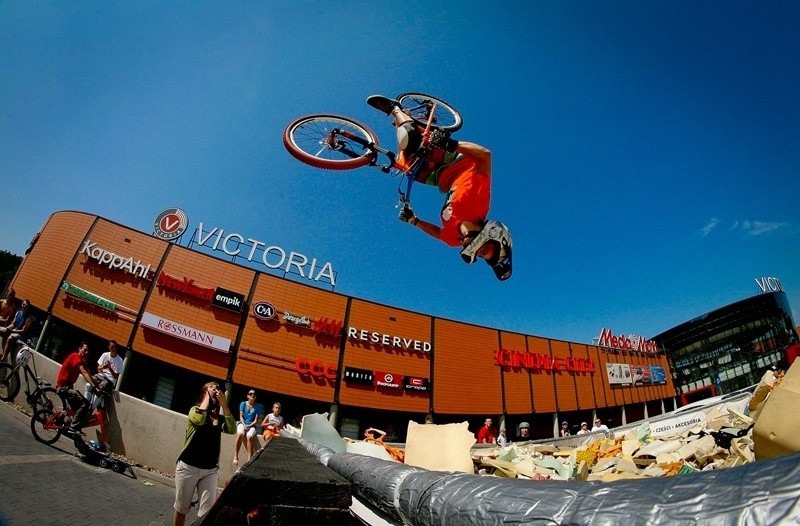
{"left": 9, "top": 210, "right": 675, "bottom": 440}
{"left": 653, "top": 288, "right": 798, "bottom": 404}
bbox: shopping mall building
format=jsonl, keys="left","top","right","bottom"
{"left": 8, "top": 210, "right": 792, "bottom": 441}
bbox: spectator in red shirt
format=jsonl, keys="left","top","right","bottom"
{"left": 56, "top": 341, "right": 100, "bottom": 435}
{"left": 476, "top": 417, "right": 497, "bottom": 444}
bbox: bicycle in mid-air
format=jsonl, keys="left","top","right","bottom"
{"left": 0, "top": 345, "right": 64, "bottom": 415}
{"left": 282, "top": 92, "right": 462, "bottom": 211}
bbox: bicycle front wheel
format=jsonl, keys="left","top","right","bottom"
{"left": 31, "top": 409, "right": 62, "bottom": 445}
{"left": 398, "top": 92, "right": 462, "bottom": 132}
{"left": 283, "top": 114, "right": 379, "bottom": 170}
{"left": 0, "top": 363, "right": 21, "bottom": 401}
{"left": 31, "top": 387, "right": 65, "bottom": 415}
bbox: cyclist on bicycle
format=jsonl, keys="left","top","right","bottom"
{"left": 367, "top": 95, "right": 513, "bottom": 281}
{"left": 55, "top": 341, "right": 100, "bottom": 436}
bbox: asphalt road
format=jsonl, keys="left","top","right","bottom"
{"left": 0, "top": 400, "right": 201, "bottom": 526}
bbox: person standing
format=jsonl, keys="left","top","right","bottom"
{"left": 173, "top": 381, "right": 236, "bottom": 526}
{"left": 577, "top": 422, "right": 590, "bottom": 435}
{"left": 476, "top": 417, "right": 497, "bottom": 444}
{"left": 233, "top": 389, "right": 263, "bottom": 466}
{"left": 496, "top": 428, "right": 508, "bottom": 446}
{"left": 55, "top": 341, "right": 100, "bottom": 435}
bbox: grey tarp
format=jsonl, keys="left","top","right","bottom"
{"left": 295, "top": 437, "right": 800, "bottom": 525}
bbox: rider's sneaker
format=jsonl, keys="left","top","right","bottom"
{"left": 367, "top": 95, "right": 401, "bottom": 116}
{"left": 68, "top": 426, "right": 86, "bottom": 436}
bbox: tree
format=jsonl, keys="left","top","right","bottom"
{"left": 0, "top": 249, "right": 22, "bottom": 294}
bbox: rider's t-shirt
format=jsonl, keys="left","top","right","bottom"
{"left": 56, "top": 352, "right": 87, "bottom": 389}
{"left": 437, "top": 156, "right": 491, "bottom": 247}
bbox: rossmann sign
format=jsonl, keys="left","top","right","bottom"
{"left": 597, "top": 328, "right": 658, "bottom": 354}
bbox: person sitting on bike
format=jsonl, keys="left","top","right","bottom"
{"left": 1, "top": 298, "right": 36, "bottom": 363}
{"left": 55, "top": 341, "right": 100, "bottom": 436}
{"left": 367, "top": 95, "right": 513, "bottom": 280}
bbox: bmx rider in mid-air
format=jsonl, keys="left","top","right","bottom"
{"left": 367, "top": 95, "right": 513, "bottom": 281}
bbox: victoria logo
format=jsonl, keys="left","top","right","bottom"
{"left": 253, "top": 301, "right": 276, "bottom": 321}
{"left": 153, "top": 208, "right": 189, "bottom": 241}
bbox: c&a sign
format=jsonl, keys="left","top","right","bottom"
{"left": 495, "top": 349, "right": 595, "bottom": 374}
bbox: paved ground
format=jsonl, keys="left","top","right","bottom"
{"left": 0, "top": 400, "right": 201, "bottom": 526}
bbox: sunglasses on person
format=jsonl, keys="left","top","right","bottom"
{"left": 248, "top": 392, "right": 256, "bottom": 396}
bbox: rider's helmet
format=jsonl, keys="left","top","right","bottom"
{"left": 460, "top": 220, "right": 513, "bottom": 281}
{"left": 15, "top": 346, "right": 32, "bottom": 367}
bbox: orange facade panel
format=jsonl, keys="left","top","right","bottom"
{"left": 11, "top": 211, "right": 95, "bottom": 311}
{"left": 527, "top": 336, "right": 556, "bottom": 413}
{"left": 339, "top": 300, "right": 431, "bottom": 414}
{"left": 571, "top": 343, "right": 597, "bottom": 410}
{"left": 550, "top": 340, "right": 577, "bottom": 412}
{"left": 234, "top": 274, "right": 346, "bottom": 404}
{"left": 52, "top": 217, "right": 169, "bottom": 345}
{"left": 433, "top": 319, "right": 501, "bottom": 415}
{"left": 588, "top": 345, "right": 609, "bottom": 408}
{"left": 499, "top": 332, "right": 532, "bottom": 415}
{"left": 133, "top": 244, "right": 255, "bottom": 380}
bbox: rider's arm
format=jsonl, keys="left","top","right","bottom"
{"left": 456, "top": 141, "right": 491, "bottom": 176}
{"left": 410, "top": 216, "right": 443, "bottom": 241}
{"left": 80, "top": 364, "right": 100, "bottom": 390}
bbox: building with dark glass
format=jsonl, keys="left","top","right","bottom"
{"left": 653, "top": 291, "right": 798, "bottom": 401}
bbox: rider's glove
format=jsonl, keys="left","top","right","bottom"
{"left": 429, "top": 129, "right": 458, "bottom": 153}
{"left": 398, "top": 205, "right": 418, "bottom": 225}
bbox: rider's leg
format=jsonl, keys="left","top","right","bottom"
{"left": 70, "top": 391, "right": 91, "bottom": 432}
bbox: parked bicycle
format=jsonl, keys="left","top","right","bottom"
{"left": 283, "top": 92, "right": 462, "bottom": 212}
{"left": 0, "top": 345, "right": 64, "bottom": 415}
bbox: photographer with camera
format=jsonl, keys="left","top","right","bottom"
{"left": 173, "top": 381, "right": 236, "bottom": 526}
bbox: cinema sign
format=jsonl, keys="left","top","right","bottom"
{"left": 495, "top": 349, "right": 596, "bottom": 373}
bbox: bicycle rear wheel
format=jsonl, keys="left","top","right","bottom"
{"left": 31, "top": 408, "right": 62, "bottom": 445}
{"left": 283, "top": 114, "right": 379, "bottom": 170}
{"left": 398, "top": 92, "right": 462, "bottom": 132}
{"left": 0, "top": 363, "right": 21, "bottom": 401}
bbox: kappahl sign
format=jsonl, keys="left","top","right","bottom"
{"left": 80, "top": 241, "right": 152, "bottom": 279}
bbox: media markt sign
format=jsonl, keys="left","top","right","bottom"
{"left": 154, "top": 208, "right": 189, "bottom": 241}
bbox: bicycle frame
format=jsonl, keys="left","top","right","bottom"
{"left": 335, "top": 100, "right": 440, "bottom": 208}
{"left": 42, "top": 401, "right": 109, "bottom": 446}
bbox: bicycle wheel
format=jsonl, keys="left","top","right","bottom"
{"left": 0, "top": 363, "right": 21, "bottom": 401}
{"left": 31, "top": 408, "right": 62, "bottom": 445}
{"left": 283, "top": 114, "right": 379, "bottom": 170}
{"left": 398, "top": 92, "right": 462, "bottom": 132}
{"left": 31, "top": 386, "right": 65, "bottom": 415}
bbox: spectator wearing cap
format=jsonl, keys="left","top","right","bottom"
{"left": 517, "top": 421, "right": 530, "bottom": 440}
{"left": 591, "top": 418, "right": 610, "bottom": 433}
{"left": 577, "top": 421, "right": 590, "bottom": 435}
{"left": 559, "top": 420, "right": 570, "bottom": 437}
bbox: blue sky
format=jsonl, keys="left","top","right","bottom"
{"left": 1, "top": 2, "right": 798, "bottom": 344}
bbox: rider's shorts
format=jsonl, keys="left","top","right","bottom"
{"left": 438, "top": 158, "right": 491, "bottom": 247}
